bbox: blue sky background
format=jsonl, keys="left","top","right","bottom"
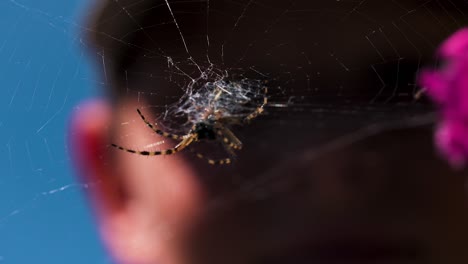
{"left": 0, "top": 0, "right": 110, "bottom": 263}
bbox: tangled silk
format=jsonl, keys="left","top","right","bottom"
{"left": 418, "top": 28, "right": 468, "bottom": 168}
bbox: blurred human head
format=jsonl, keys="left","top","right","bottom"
{"left": 72, "top": 1, "right": 468, "bottom": 263}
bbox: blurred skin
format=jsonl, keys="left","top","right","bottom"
{"left": 72, "top": 1, "right": 468, "bottom": 264}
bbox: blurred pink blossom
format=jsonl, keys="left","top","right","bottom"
{"left": 418, "top": 28, "right": 468, "bottom": 168}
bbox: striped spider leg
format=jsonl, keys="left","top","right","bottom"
{"left": 136, "top": 108, "right": 183, "bottom": 140}
{"left": 111, "top": 109, "right": 197, "bottom": 156}
{"left": 218, "top": 126, "right": 243, "bottom": 151}
{"left": 244, "top": 83, "right": 268, "bottom": 123}
{"left": 111, "top": 131, "right": 197, "bottom": 156}
{"left": 111, "top": 110, "right": 240, "bottom": 162}
{"left": 191, "top": 126, "right": 243, "bottom": 165}
{"left": 191, "top": 150, "right": 233, "bottom": 165}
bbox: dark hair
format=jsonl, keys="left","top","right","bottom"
{"left": 86, "top": 0, "right": 468, "bottom": 105}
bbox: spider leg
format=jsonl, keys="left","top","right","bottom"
{"left": 190, "top": 150, "right": 232, "bottom": 165}
{"left": 137, "top": 109, "right": 182, "bottom": 140}
{"left": 111, "top": 134, "right": 196, "bottom": 156}
{"left": 217, "top": 127, "right": 243, "bottom": 151}
{"left": 244, "top": 85, "right": 268, "bottom": 123}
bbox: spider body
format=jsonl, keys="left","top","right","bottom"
{"left": 111, "top": 80, "right": 268, "bottom": 165}
{"left": 193, "top": 122, "right": 217, "bottom": 141}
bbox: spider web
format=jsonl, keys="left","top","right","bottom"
{"left": 1, "top": 0, "right": 468, "bottom": 263}
{"left": 97, "top": 0, "right": 468, "bottom": 172}
{"left": 94, "top": 0, "right": 468, "bottom": 127}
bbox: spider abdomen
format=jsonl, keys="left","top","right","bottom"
{"left": 194, "top": 122, "right": 217, "bottom": 140}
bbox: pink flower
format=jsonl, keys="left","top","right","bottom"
{"left": 418, "top": 28, "right": 468, "bottom": 168}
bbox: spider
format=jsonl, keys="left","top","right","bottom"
{"left": 111, "top": 82, "right": 268, "bottom": 165}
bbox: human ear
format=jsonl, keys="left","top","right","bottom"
{"left": 69, "top": 99, "right": 204, "bottom": 264}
